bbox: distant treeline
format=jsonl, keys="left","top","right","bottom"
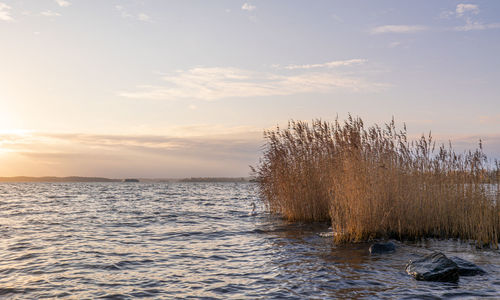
{"left": 0, "top": 176, "right": 121, "bottom": 183}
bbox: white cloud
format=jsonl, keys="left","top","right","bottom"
{"left": 119, "top": 63, "right": 387, "bottom": 101}
{"left": 370, "top": 25, "right": 428, "bottom": 34}
{"left": 0, "top": 2, "right": 13, "bottom": 21}
{"left": 241, "top": 3, "right": 256, "bottom": 11}
{"left": 456, "top": 3, "right": 479, "bottom": 17}
{"left": 283, "top": 59, "right": 367, "bottom": 70}
{"left": 138, "top": 13, "right": 151, "bottom": 22}
{"left": 55, "top": 0, "right": 71, "bottom": 7}
{"left": 440, "top": 3, "right": 500, "bottom": 32}
{"left": 441, "top": 3, "right": 480, "bottom": 19}
{"left": 41, "top": 10, "right": 61, "bottom": 17}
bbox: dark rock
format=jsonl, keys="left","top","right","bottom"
{"left": 405, "top": 252, "right": 459, "bottom": 282}
{"left": 450, "top": 256, "right": 487, "bottom": 276}
{"left": 369, "top": 242, "right": 396, "bottom": 254}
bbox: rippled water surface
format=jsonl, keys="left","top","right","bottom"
{"left": 1, "top": 182, "right": 499, "bottom": 299}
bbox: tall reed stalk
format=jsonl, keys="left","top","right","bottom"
{"left": 253, "top": 116, "right": 500, "bottom": 247}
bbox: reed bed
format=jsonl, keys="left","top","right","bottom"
{"left": 253, "top": 116, "right": 500, "bottom": 247}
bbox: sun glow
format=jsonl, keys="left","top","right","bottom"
{"left": 0, "top": 129, "right": 32, "bottom": 154}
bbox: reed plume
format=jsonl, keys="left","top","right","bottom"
{"left": 253, "top": 116, "right": 500, "bottom": 247}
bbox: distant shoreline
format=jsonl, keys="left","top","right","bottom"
{"left": 0, "top": 176, "right": 121, "bottom": 183}
{"left": 0, "top": 176, "right": 254, "bottom": 183}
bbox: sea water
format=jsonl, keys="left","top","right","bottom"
{"left": 0, "top": 182, "right": 499, "bottom": 299}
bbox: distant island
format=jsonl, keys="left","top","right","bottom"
{"left": 123, "top": 178, "right": 140, "bottom": 182}
{"left": 0, "top": 176, "right": 254, "bottom": 183}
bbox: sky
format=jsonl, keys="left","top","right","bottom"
{"left": 0, "top": 0, "right": 499, "bottom": 178}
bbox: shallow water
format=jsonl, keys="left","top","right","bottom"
{"left": 0, "top": 182, "right": 499, "bottom": 299}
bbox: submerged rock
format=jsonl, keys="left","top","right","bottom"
{"left": 450, "top": 256, "right": 487, "bottom": 276}
{"left": 369, "top": 242, "right": 396, "bottom": 254}
{"left": 405, "top": 252, "right": 459, "bottom": 282}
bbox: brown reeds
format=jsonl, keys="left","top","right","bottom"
{"left": 253, "top": 116, "right": 500, "bottom": 247}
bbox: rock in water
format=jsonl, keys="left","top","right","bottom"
{"left": 318, "top": 232, "right": 334, "bottom": 238}
{"left": 450, "top": 256, "right": 487, "bottom": 276}
{"left": 369, "top": 242, "right": 396, "bottom": 254}
{"left": 405, "top": 252, "right": 459, "bottom": 282}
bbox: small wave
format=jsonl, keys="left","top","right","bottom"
{"left": 97, "top": 293, "right": 129, "bottom": 299}
{"left": 8, "top": 242, "right": 33, "bottom": 251}
{"left": 14, "top": 252, "right": 38, "bottom": 261}
{"left": 208, "top": 255, "right": 228, "bottom": 261}
{"left": 0, "top": 268, "right": 18, "bottom": 275}
{"left": 0, "top": 287, "right": 22, "bottom": 296}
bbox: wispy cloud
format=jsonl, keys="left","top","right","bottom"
{"left": 0, "top": 129, "right": 263, "bottom": 177}
{"left": 115, "top": 5, "right": 151, "bottom": 22}
{"left": 441, "top": 3, "right": 479, "bottom": 19}
{"left": 480, "top": 114, "right": 500, "bottom": 125}
{"left": 137, "top": 13, "right": 151, "bottom": 22}
{"left": 331, "top": 14, "right": 344, "bottom": 23}
{"left": 440, "top": 3, "right": 500, "bottom": 32}
{"left": 372, "top": 4, "right": 498, "bottom": 34}
{"left": 0, "top": 2, "right": 13, "bottom": 21}
{"left": 2, "top": 129, "right": 498, "bottom": 177}
{"left": 388, "top": 41, "right": 402, "bottom": 48}
{"left": 456, "top": 3, "right": 479, "bottom": 17}
{"left": 370, "top": 25, "right": 428, "bottom": 34}
{"left": 282, "top": 59, "right": 367, "bottom": 70}
{"left": 55, "top": 0, "right": 71, "bottom": 8}
{"left": 455, "top": 22, "right": 500, "bottom": 31}
{"left": 119, "top": 62, "right": 387, "bottom": 101}
{"left": 241, "top": 3, "right": 256, "bottom": 11}
{"left": 439, "top": 10, "right": 455, "bottom": 20}
{"left": 41, "top": 10, "right": 61, "bottom": 17}
{"left": 115, "top": 5, "right": 131, "bottom": 18}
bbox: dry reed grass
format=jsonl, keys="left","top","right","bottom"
{"left": 253, "top": 116, "right": 500, "bottom": 247}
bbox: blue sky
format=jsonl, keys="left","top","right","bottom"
{"left": 0, "top": 1, "right": 499, "bottom": 177}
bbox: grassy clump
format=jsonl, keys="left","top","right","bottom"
{"left": 253, "top": 116, "right": 500, "bottom": 247}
